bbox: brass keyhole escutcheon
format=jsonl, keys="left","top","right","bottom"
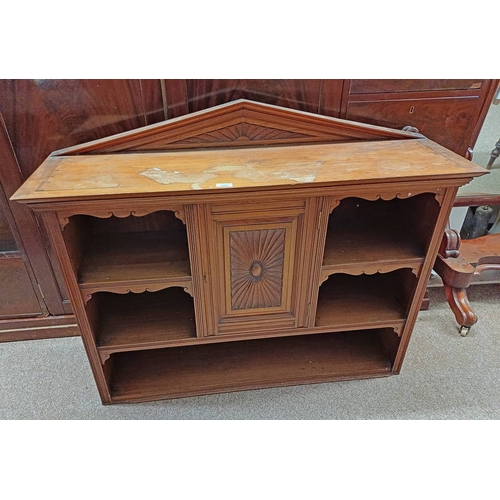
{"left": 250, "top": 262, "right": 263, "bottom": 278}
{"left": 409, "top": 105, "right": 415, "bottom": 114}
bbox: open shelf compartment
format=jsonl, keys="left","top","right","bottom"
{"left": 323, "top": 194, "right": 440, "bottom": 272}
{"left": 315, "top": 269, "right": 417, "bottom": 329}
{"left": 63, "top": 210, "right": 191, "bottom": 289}
{"left": 105, "top": 328, "right": 400, "bottom": 402}
{"left": 87, "top": 287, "right": 197, "bottom": 352}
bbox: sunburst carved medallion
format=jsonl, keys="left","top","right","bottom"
{"left": 229, "top": 228, "right": 286, "bottom": 310}
{"left": 173, "top": 123, "right": 311, "bottom": 145}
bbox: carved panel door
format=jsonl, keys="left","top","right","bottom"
{"left": 208, "top": 200, "right": 313, "bottom": 335}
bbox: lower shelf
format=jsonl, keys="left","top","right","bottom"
{"left": 315, "top": 270, "right": 415, "bottom": 328}
{"left": 90, "top": 287, "right": 197, "bottom": 352}
{"left": 107, "top": 329, "right": 396, "bottom": 403}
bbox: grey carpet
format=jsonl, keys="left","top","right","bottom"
{"left": 1, "top": 285, "right": 498, "bottom": 419}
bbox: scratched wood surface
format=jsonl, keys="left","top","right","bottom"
{"left": 12, "top": 139, "right": 487, "bottom": 203}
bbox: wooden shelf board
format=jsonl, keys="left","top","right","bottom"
{"left": 109, "top": 330, "right": 393, "bottom": 402}
{"left": 98, "top": 321, "right": 406, "bottom": 360}
{"left": 315, "top": 276, "right": 407, "bottom": 328}
{"left": 79, "top": 230, "right": 191, "bottom": 286}
{"left": 95, "top": 288, "right": 196, "bottom": 350}
{"left": 323, "top": 228, "right": 424, "bottom": 267}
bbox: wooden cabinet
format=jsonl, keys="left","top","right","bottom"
{"left": 340, "top": 79, "right": 497, "bottom": 156}
{"left": 12, "top": 100, "right": 486, "bottom": 403}
{"left": 164, "top": 79, "right": 498, "bottom": 156}
{"left": 0, "top": 117, "right": 44, "bottom": 325}
{"left": 343, "top": 97, "right": 479, "bottom": 155}
{"left": 0, "top": 80, "right": 164, "bottom": 340}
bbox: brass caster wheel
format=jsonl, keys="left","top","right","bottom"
{"left": 459, "top": 325, "right": 470, "bottom": 337}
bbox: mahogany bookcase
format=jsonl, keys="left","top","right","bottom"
{"left": 12, "top": 100, "right": 486, "bottom": 403}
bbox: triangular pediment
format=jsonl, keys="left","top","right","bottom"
{"left": 52, "top": 99, "right": 422, "bottom": 156}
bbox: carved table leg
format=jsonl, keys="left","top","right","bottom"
{"left": 442, "top": 284, "right": 478, "bottom": 336}
{"left": 486, "top": 136, "right": 500, "bottom": 170}
{"left": 433, "top": 228, "right": 477, "bottom": 335}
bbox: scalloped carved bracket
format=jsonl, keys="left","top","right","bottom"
{"left": 58, "top": 215, "right": 71, "bottom": 229}
{"left": 58, "top": 209, "right": 154, "bottom": 229}
{"left": 328, "top": 188, "right": 444, "bottom": 213}
{"left": 319, "top": 264, "right": 420, "bottom": 285}
{"left": 173, "top": 209, "right": 186, "bottom": 225}
{"left": 58, "top": 206, "right": 186, "bottom": 229}
{"left": 100, "top": 352, "right": 112, "bottom": 363}
{"left": 82, "top": 281, "right": 193, "bottom": 305}
{"left": 393, "top": 325, "right": 403, "bottom": 337}
{"left": 434, "top": 190, "right": 445, "bottom": 206}
{"left": 328, "top": 200, "right": 341, "bottom": 214}
{"left": 319, "top": 272, "right": 330, "bottom": 286}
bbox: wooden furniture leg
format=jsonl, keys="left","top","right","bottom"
{"left": 442, "top": 285, "right": 477, "bottom": 336}
{"left": 486, "top": 136, "right": 500, "bottom": 170}
{"left": 434, "top": 229, "right": 500, "bottom": 336}
{"left": 433, "top": 229, "right": 477, "bottom": 336}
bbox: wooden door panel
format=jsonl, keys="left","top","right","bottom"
{"left": 186, "top": 79, "right": 322, "bottom": 114}
{"left": 0, "top": 114, "right": 66, "bottom": 314}
{"left": 0, "top": 205, "right": 17, "bottom": 252}
{"left": 345, "top": 97, "right": 480, "bottom": 155}
{"left": 210, "top": 205, "right": 305, "bottom": 335}
{"left": 0, "top": 79, "right": 164, "bottom": 179}
{"left": 0, "top": 256, "right": 42, "bottom": 318}
{"left": 163, "top": 79, "right": 344, "bottom": 119}
{"left": 0, "top": 80, "right": 164, "bottom": 317}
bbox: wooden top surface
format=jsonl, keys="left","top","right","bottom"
{"left": 12, "top": 139, "right": 487, "bottom": 203}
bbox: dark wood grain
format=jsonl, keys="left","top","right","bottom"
{"left": 0, "top": 79, "right": 164, "bottom": 179}
{"left": 47, "top": 99, "right": 420, "bottom": 157}
{"left": 345, "top": 97, "right": 480, "bottom": 156}
{"left": 0, "top": 206, "right": 16, "bottom": 251}
{"left": 0, "top": 255, "right": 42, "bottom": 318}
{"left": 0, "top": 114, "right": 65, "bottom": 314}
{"left": 0, "top": 80, "right": 164, "bottom": 322}
{"left": 0, "top": 315, "right": 78, "bottom": 342}
{"left": 349, "top": 80, "right": 483, "bottom": 94}
{"left": 454, "top": 193, "right": 500, "bottom": 207}
{"left": 164, "top": 79, "right": 344, "bottom": 119}
{"left": 184, "top": 79, "right": 324, "bottom": 114}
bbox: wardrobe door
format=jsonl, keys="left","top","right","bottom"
{"left": 0, "top": 80, "right": 165, "bottom": 317}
